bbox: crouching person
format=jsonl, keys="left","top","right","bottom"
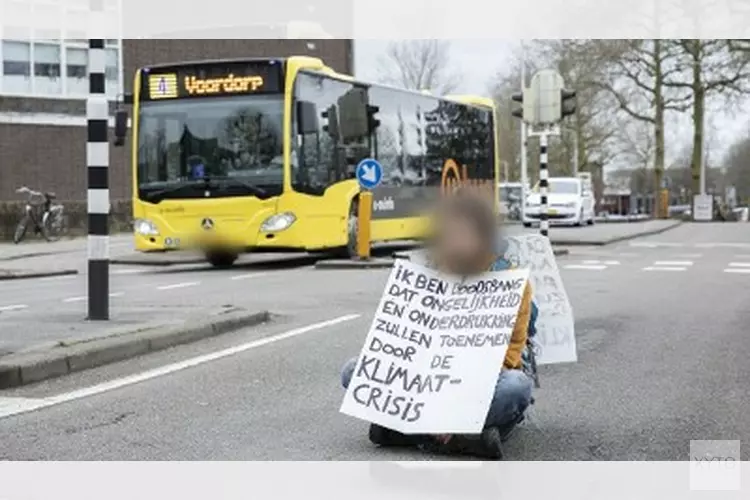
{"left": 340, "top": 193, "right": 534, "bottom": 459}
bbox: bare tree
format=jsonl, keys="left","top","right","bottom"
{"left": 617, "top": 119, "right": 656, "bottom": 171}
{"left": 377, "top": 40, "right": 459, "bottom": 94}
{"left": 489, "top": 62, "right": 526, "bottom": 182}
{"left": 590, "top": 39, "right": 690, "bottom": 217}
{"left": 665, "top": 39, "right": 750, "bottom": 194}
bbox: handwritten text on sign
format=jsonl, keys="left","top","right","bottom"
{"left": 340, "top": 260, "right": 530, "bottom": 434}
{"left": 504, "top": 234, "right": 577, "bottom": 365}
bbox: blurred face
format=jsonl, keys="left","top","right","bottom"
{"left": 434, "top": 213, "right": 488, "bottom": 275}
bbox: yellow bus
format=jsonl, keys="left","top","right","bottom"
{"left": 114, "top": 56, "right": 500, "bottom": 267}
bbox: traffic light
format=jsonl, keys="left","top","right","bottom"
{"left": 367, "top": 105, "right": 380, "bottom": 131}
{"left": 511, "top": 89, "right": 536, "bottom": 123}
{"left": 321, "top": 105, "right": 339, "bottom": 138}
{"left": 511, "top": 92, "right": 524, "bottom": 119}
{"left": 561, "top": 89, "right": 577, "bottom": 119}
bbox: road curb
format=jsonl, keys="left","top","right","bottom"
{"left": 554, "top": 220, "right": 683, "bottom": 247}
{"left": 0, "top": 310, "right": 271, "bottom": 389}
{"left": 314, "top": 258, "right": 395, "bottom": 270}
{"left": 0, "top": 269, "right": 78, "bottom": 281}
{"left": 110, "top": 256, "right": 206, "bottom": 266}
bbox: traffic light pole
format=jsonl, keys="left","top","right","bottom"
{"left": 528, "top": 124, "right": 559, "bottom": 238}
{"left": 87, "top": 37, "right": 109, "bottom": 321}
{"left": 538, "top": 131, "right": 550, "bottom": 238}
{"left": 511, "top": 68, "right": 577, "bottom": 240}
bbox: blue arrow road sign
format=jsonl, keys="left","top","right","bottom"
{"left": 356, "top": 158, "right": 383, "bottom": 190}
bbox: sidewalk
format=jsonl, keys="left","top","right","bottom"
{"left": 0, "top": 234, "right": 134, "bottom": 262}
{"left": 0, "top": 304, "right": 270, "bottom": 389}
{"left": 0, "top": 235, "right": 134, "bottom": 279}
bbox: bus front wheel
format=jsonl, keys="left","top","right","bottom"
{"left": 206, "top": 251, "right": 238, "bottom": 269}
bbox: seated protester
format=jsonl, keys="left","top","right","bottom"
{"left": 340, "top": 192, "right": 534, "bottom": 459}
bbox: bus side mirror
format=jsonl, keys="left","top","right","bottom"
{"left": 113, "top": 109, "right": 128, "bottom": 147}
{"left": 297, "top": 100, "right": 319, "bottom": 135}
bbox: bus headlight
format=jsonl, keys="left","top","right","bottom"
{"left": 261, "top": 212, "right": 296, "bottom": 232}
{"left": 134, "top": 218, "right": 159, "bottom": 236}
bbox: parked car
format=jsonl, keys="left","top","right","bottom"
{"left": 523, "top": 177, "right": 595, "bottom": 227}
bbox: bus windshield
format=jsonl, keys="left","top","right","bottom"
{"left": 137, "top": 95, "right": 284, "bottom": 202}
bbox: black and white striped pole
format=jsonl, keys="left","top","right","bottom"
{"left": 87, "top": 37, "right": 109, "bottom": 321}
{"left": 538, "top": 132, "right": 550, "bottom": 237}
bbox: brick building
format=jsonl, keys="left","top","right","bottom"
{"left": 0, "top": 38, "right": 354, "bottom": 203}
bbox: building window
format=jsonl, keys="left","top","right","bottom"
{"left": 1, "top": 38, "right": 121, "bottom": 99}
{"left": 34, "top": 42, "right": 62, "bottom": 95}
{"left": 65, "top": 46, "right": 88, "bottom": 96}
{"left": 2, "top": 40, "right": 31, "bottom": 94}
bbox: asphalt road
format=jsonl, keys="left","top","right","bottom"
{"left": 0, "top": 222, "right": 749, "bottom": 460}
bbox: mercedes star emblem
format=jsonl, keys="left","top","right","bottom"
{"left": 201, "top": 218, "right": 214, "bottom": 230}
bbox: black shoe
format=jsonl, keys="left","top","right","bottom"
{"left": 430, "top": 428, "right": 504, "bottom": 460}
{"left": 368, "top": 424, "right": 425, "bottom": 448}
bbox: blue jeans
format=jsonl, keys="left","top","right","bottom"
{"left": 340, "top": 357, "right": 533, "bottom": 431}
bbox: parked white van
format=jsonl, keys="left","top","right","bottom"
{"left": 523, "top": 177, "right": 595, "bottom": 227}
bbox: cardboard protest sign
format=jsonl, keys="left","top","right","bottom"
{"left": 504, "top": 234, "right": 577, "bottom": 365}
{"left": 340, "top": 260, "right": 530, "bottom": 434}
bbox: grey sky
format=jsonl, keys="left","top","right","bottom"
{"left": 354, "top": 39, "right": 750, "bottom": 167}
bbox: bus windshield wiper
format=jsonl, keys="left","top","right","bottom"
{"left": 210, "top": 176, "right": 268, "bottom": 196}
{"left": 142, "top": 181, "right": 207, "bottom": 202}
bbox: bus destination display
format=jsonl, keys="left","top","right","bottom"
{"left": 143, "top": 60, "right": 283, "bottom": 100}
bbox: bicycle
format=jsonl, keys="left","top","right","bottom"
{"left": 13, "top": 186, "right": 67, "bottom": 244}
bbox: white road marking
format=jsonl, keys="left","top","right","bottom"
{"left": 112, "top": 269, "right": 147, "bottom": 275}
{"left": 0, "top": 304, "right": 29, "bottom": 312}
{"left": 230, "top": 272, "right": 268, "bottom": 281}
{"left": 157, "top": 281, "right": 199, "bottom": 291}
{"left": 630, "top": 242, "right": 684, "bottom": 248}
{"left": 64, "top": 292, "right": 123, "bottom": 303}
{"left": 0, "top": 314, "right": 361, "bottom": 421}
{"left": 581, "top": 260, "right": 620, "bottom": 266}
{"left": 564, "top": 264, "right": 608, "bottom": 270}
{"left": 37, "top": 275, "right": 76, "bottom": 282}
{"left": 696, "top": 243, "right": 750, "bottom": 249}
{"left": 728, "top": 262, "right": 750, "bottom": 268}
{"left": 724, "top": 268, "right": 750, "bottom": 274}
{"left": 643, "top": 266, "right": 687, "bottom": 272}
{"left": 0, "top": 397, "right": 49, "bottom": 414}
{"left": 653, "top": 261, "right": 693, "bottom": 267}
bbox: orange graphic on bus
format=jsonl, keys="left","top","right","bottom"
{"left": 441, "top": 159, "right": 468, "bottom": 196}
{"left": 440, "top": 158, "right": 494, "bottom": 201}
